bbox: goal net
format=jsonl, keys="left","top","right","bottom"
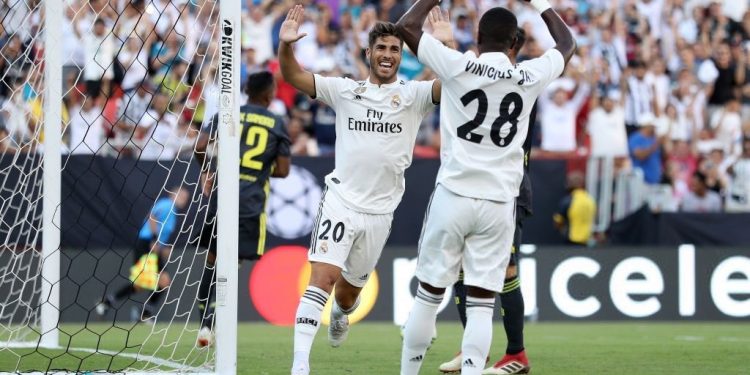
{"left": 0, "top": 0, "right": 239, "bottom": 372}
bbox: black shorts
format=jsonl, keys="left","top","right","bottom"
{"left": 197, "top": 216, "right": 265, "bottom": 261}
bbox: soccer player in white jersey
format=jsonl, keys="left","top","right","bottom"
{"left": 278, "top": 5, "right": 451, "bottom": 375}
{"left": 396, "top": 0, "right": 575, "bottom": 374}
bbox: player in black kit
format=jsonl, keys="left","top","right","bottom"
{"left": 193, "top": 71, "right": 291, "bottom": 347}
{"left": 439, "top": 28, "right": 534, "bottom": 375}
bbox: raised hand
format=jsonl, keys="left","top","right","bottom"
{"left": 427, "top": 7, "right": 454, "bottom": 47}
{"left": 279, "top": 4, "right": 307, "bottom": 44}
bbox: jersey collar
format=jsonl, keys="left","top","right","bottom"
{"left": 365, "top": 77, "right": 402, "bottom": 88}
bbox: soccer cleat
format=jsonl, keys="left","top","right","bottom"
{"left": 328, "top": 313, "right": 349, "bottom": 347}
{"left": 482, "top": 351, "right": 530, "bottom": 374}
{"left": 196, "top": 326, "right": 214, "bottom": 348}
{"left": 291, "top": 361, "right": 310, "bottom": 375}
{"left": 438, "top": 352, "right": 462, "bottom": 373}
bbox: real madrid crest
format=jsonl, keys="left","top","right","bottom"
{"left": 320, "top": 241, "right": 328, "bottom": 253}
{"left": 354, "top": 86, "right": 367, "bottom": 94}
{"left": 391, "top": 94, "right": 401, "bottom": 108}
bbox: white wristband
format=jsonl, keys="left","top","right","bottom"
{"left": 529, "top": 0, "right": 551, "bottom": 13}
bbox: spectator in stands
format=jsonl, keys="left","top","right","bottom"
{"left": 704, "top": 43, "right": 745, "bottom": 117}
{"left": 553, "top": 171, "right": 597, "bottom": 246}
{"left": 243, "top": 0, "right": 284, "bottom": 66}
{"left": 666, "top": 139, "right": 698, "bottom": 201}
{"left": 699, "top": 146, "right": 730, "bottom": 195}
{"left": 288, "top": 115, "right": 318, "bottom": 156}
{"left": 629, "top": 113, "right": 663, "bottom": 184}
{"left": 113, "top": 81, "right": 155, "bottom": 157}
{"left": 539, "top": 74, "right": 590, "bottom": 153}
{"left": 138, "top": 91, "right": 179, "bottom": 160}
{"left": 154, "top": 60, "right": 191, "bottom": 107}
{"left": 623, "top": 62, "right": 655, "bottom": 133}
{"left": 68, "top": 95, "right": 107, "bottom": 155}
{"left": 681, "top": 171, "right": 722, "bottom": 212}
{"left": 710, "top": 97, "right": 743, "bottom": 157}
{"left": 82, "top": 18, "right": 114, "bottom": 99}
{"left": 587, "top": 88, "right": 628, "bottom": 161}
{"left": 726, "top": 138, "right": 750, "bottom": 211}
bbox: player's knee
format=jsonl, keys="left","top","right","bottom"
{"left": 308, "top": 262, "right": 341, "bottom": 293}
{"left": 505, "top": 265, "right": 518, "bottom": 279}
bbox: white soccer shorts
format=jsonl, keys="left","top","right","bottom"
{"left": 308, "top": 189, "right": 393, "bottom": 288}
{"left": 415, "top": 184, "right": 515, "bottom": 293}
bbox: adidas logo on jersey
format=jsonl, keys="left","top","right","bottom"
{"left": 463, "top": 358, "right": 475, "bottom": 367}
{"left": 409, "top": 355, "right": 423, "bottom": 362}
{"left": 296, "top": 318, "right": 318, "bottom": 327}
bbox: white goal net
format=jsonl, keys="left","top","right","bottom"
{"left": 0, "top": 0, "right": 239, "bottom": 372}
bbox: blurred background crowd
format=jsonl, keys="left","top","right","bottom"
{"left": 1, "top": 0, "right": 750, "bottom": 214}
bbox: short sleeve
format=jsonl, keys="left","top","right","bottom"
{"left": 412, "top": 80, "right": 436, "bottom": 115}
{"left": 313, "top": 74, "right": 350, "bottom": 107}
{"left": 151, "top": 199, "right": 170, "bottom": 221}
{"left": 417, "top": 34, "right": 465, "bottom": 80}
{"left": 518, "top": 49, "right": 566, "bottom": 88}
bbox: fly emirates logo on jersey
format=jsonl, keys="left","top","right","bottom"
{"left": 347, "top": 108, "right": 403, "bottom": 134}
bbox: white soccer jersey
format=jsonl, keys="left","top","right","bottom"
{"left": 418, "top": 34, "right": 564, "bottom": 202}
{"left": 313, "top": 74, "right": 435, "bottom": 214}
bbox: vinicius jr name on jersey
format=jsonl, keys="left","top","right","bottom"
{"left": 348, "top": 108, "right": 403, "bottom": 134}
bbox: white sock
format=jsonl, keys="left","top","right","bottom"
{"left": 332, "top": 296, "right": 360, "bottom": 320}
{"left": 292, "top": 286, "right": 329, "bottom": 368}
{"left": 400, "top": 285, "right": 443, "bottom": 375}
{"left": 461, "top": 296, "right": 495, "bottom": 375}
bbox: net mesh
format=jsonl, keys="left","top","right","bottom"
{"left": 1, "top": 0, "right": 224, "bottom": 372}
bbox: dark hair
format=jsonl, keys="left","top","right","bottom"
{"left": 368, "top": 22, "right": 403, "bottom": 48}
{"left": 477, "top": 7, "right": 517, "bottom": 51}
{"left": 245, "top": 71, "right": 275, "bottom": 99}
{"left": 513, "top": 28, "right": 526, "bottom": 55}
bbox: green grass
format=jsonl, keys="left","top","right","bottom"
{"left": 2, "top": 322, "right": 749, "bottom": 374}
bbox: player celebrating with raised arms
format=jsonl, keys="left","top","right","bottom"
{"left": 396, "top": 0, "right": 575, "bottom": 374}
{"left": 278, "top": 4, "right": 450, "bottom": 375}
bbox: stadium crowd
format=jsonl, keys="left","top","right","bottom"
{"left": 1, "top": 0, "right": 750, "bottom": 213}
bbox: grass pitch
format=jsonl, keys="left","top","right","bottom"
{"left": 2, "top": 322, "right": 748, "bottom": 374}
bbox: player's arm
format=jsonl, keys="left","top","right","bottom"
{"left": 278, "top": 5, "right": 315, "bottom": 97}
{"left": 526, "top": 0, "right": 576, "bottom": 65}
{"left": 272, "top": 156, "right": 290, "bottom": 177}
{"left": 395, "top": 0, "right": 440, "bottom": 56}
{"left": 425, "top": 7, "right": 455, "bottom": 104}
{"left": 271, "top": 116, "right": 292, "bottom": 178}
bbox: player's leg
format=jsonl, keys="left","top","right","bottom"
{"left": 197, "top": 221, "right": 217, "bottom": 334}
{"left": 484, "top": 210, "right": 529, "bottom": 374}
{"left": 330, "top": 210, "right": 391, "bottom": 347}
{"left": 461, "top": 198, "right": 515, "bottom": 375}
{"left": 142, "top": 245, "right": 173, "bottom": 321}
{"left": 402, "top": 185, "right": 467, "bottom": 375}
{"left": 292, "top": 191, "right": 355, "bottom": 375}
{"left": 437, "top": 272, "right": 466, "bottom": 373}
{"left": 97, "top": 238, "right": 151, "bottom": 316}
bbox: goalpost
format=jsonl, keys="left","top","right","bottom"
{"left": 0, "top": 0, "right": 239, "bottom": 373}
